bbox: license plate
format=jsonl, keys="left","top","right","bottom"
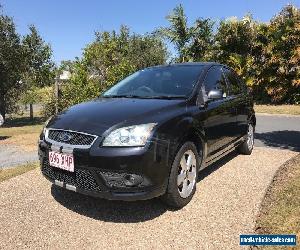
{"left": 49, "top": 151, "right": 74, "bottom": 172}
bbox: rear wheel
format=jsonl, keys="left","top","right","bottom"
{"left": 238, "top": 123, "right": 254, "bottom": 155}
{"left": 161, "top": 142, "right": 200, "bottom": 208}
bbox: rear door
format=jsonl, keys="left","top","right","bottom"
{"left": 222, "top": 68, "right": 248, "bottom": 139}
{"left": 200, "top": 66, "right": 237, "bottom": 158}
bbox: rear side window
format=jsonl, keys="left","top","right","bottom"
{"left": 202, "top": 66, "right": 228, "bottom": 96}
{"left": 223, "top": 68, "right": 243, "bottom": 95}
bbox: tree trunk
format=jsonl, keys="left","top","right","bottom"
{"left": 29, "top": 103, "right": 33, "bottom": 120}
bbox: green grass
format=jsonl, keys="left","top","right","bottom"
{"left": 255, "top": 154, "right": 300, "bottom": 249}
{"left": 0, "top": 113, "right": 45, "bottom": 152}
{"left": 0, "top": 162, "right": 39, "bottom": 183}
{"left": 255, "top": 105, "right": 300, "bottom": 115}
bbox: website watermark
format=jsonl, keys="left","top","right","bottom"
{"left": 240, "top": 234, "right": 296, "bottom": 246}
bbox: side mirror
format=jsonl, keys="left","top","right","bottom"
{"left": 208, "top": 89, "right": 223, "bottom": 100}
{"left": 0, "top": 114, "right": 4, "bottom": 127}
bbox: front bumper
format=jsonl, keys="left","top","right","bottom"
{"left": 38, "top": 137, "right": 170, "bottom": 201}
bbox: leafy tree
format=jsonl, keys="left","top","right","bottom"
{"left": 254, "top": 5, "right": 300, "bottom": 103}
{"left": 188, "top": 18, "right": 215, "bottom": 61}
{"left": 213, "top": 15, "right": 257, "bottom": 85}
{"left": 128, "top": 33, "right": 168, "bottom": 70}
{"left": 44, "top": 26, "right": 168, "bottom": 115}
{"left": 83, "top": 26, "right": 136, "bottom": 89}
{"left": 158, "top": 4, "right": 214, "bottom": 62}
{"left": 0, "top": 14, "right": 24, "bottom": 120}
{"left": 158, "top": 4, "right": 190, "bottom": 62}
{"left": 22, "top": 25, "right": 54, "bottom": 119}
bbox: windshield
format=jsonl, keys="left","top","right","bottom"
{"left": 102, "top": 65, "right": 204, "bottom": 99}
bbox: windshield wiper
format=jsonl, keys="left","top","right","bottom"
{"left": 102, "top": 95, "right": 145, "bottom": 99}
{"left": 102, "top": 95, "right": 187, "bottom": 99}
{"left": 146, "top": 95, "right": 187, "bottom": 99}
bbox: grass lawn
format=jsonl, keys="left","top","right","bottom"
{"left": 254, "top": 105, "right": 300, "bottom": 115}
{"left": 0, "top": 162, "right": 39, "bottom": 183}
{"left": 0, "top": 114, "right": 45, "bottom": 152}
{"left": 255, "top": 154, "right": 300, "bottom": 249}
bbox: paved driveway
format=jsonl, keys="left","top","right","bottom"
{"left": 0, "top": 148, "right": 297, "bottom": 249}
{"left": 0, "top": 114, "right": 299, "bottom": 249}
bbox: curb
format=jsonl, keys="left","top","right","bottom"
{"left": 256, "top": 112, "right": 300, "bottom": 117}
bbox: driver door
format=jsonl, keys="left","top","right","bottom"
{"left": 200, "top": 66, "right": 237, "bottom": 158}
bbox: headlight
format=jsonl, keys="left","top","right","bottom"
{"left": 42, "top": 116, "right": 53, "bottom": 135}
{"left": 102, "top": 123, "right": 157, "bottom": 147}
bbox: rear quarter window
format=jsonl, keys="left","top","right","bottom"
{"left": 223, "top": 68, "right": 244, "bottom": 95}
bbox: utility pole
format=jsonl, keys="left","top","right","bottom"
{"left": 55, "top": 71, "right": 71, "bottom": 114}
{"left": 55, "top": 76, "right": 60, "bottom": 114}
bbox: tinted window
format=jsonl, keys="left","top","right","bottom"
{"left": 202, "top": 66, "right": 228, "bottom": 96}
{"left": 103, "top": 65, "right": 205, "bottom": 98}
{"left": 223, "top": 68, "right": 242, "bottom": 95}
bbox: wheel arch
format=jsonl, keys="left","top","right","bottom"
{"left": 249, "top": 114, "right": 256, "bottom": 127}
{"left": 170, "top": 117, "right": 207, "bottom": 168}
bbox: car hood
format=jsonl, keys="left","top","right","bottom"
{"left": 47, "top": 98, "right": 186, "bottom": 136}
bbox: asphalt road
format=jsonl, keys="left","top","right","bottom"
{"left": 255, "top": 114, "right": 300, "bottom": 152}
{"left": 0, "top": 145, "right": 38, "bottom": 168}
{"left": 0, "top": 114, "right": 299, "bottom": 168}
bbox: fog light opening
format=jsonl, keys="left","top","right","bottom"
{"left": 124, "top": 174, "right": 143, "bottom": 187}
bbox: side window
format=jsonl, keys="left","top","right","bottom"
{"left": 203, "top": 66, "right": 228, "bottom": 97}
{"left": 223, "top": 68, "right": 242, "bottom": 95}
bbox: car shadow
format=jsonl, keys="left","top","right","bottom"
{"left": 255, "top": 130, "right": 300, "bottom": 152}
{"left": 198, "top": 150, "right": 238, "bottom": 182}
{"left": 51, "top": 185, "right": 169, "bottom": 223}
{"left": 3, "top": 116, "right": 45, "bottom": 128}
{"left": 51, "top": 150, "right": 239, "bottom": 223}
{"left": 0, "top": 136, "right": 10, "bottom": 140}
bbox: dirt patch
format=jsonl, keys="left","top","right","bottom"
{"left": 0, "top": 162, "right": 39, "bottom": 183}
{"left": 255, "top": 105, "right": 300, "bottom": 116}
{"left": 254, "top": 154, "right": 300, "bottom": 249}
{"left": 0, "top": 124, "right": 42, "bottom": 152}
{"left": 0, "top": 133, "right": 39, "bottom": 152}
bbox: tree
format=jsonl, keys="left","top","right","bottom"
{"left": 158, "top": 4, "right": 214, "bottom": 62}
{"left": 82, "top": 25, "right": 168, "bottom": 88}
{"left": 158, "top": 4, "right": 190, "bottom": 62}
{"left": 254, "top": 5, "right": 300, "bottom": 103}
{"left": 187, "top": 18, "right": 215, "bottom": 61}
{"left": 128, "top": 33, "right": 169, "bottom": 70}
{"left": 22, "top": 25, "right": 54, "bottom": 119}
{"left": 43, "top": 26, "right": 168, "bottom": 115}
{"left": 213, "top": 15, "right": 257, "bottom": 86}
{"left": 0, "top": 14, "right": 24, "bottom": 120}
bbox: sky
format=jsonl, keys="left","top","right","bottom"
{"left": 3, "top": 0, "right": 299, "bottom": 64}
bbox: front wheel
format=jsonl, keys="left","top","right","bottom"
{"left": 238, "top": 123, "right": 254, "bottom": 155}
{"left": 161, "top": 142, "right": 200, "bottom": 208}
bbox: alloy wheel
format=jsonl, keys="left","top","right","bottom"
{"left": 177, "top": 150, "right": 197, "bottom": 198}
{"left": 247, "top": 124, "right": 254, "bottom": 150}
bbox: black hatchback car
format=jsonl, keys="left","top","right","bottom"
{"left": 39, "top": 62, "right": 256, "bottom": 208}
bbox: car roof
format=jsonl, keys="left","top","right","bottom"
{"left": 147, "top": 62, "right": 224, "bottom": 70}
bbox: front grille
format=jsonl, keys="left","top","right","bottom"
{"left": 42, "top": 160, "right": 102, "bottom": 192}
{"left": 47, "top": 129, "right": 96, "bottom": 146}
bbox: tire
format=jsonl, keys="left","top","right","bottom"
{"left": 161, "top": 142, "right": 200, "bottom": 208}
{"left": 238, "top": 123, "right": 254, "bottom": 155}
